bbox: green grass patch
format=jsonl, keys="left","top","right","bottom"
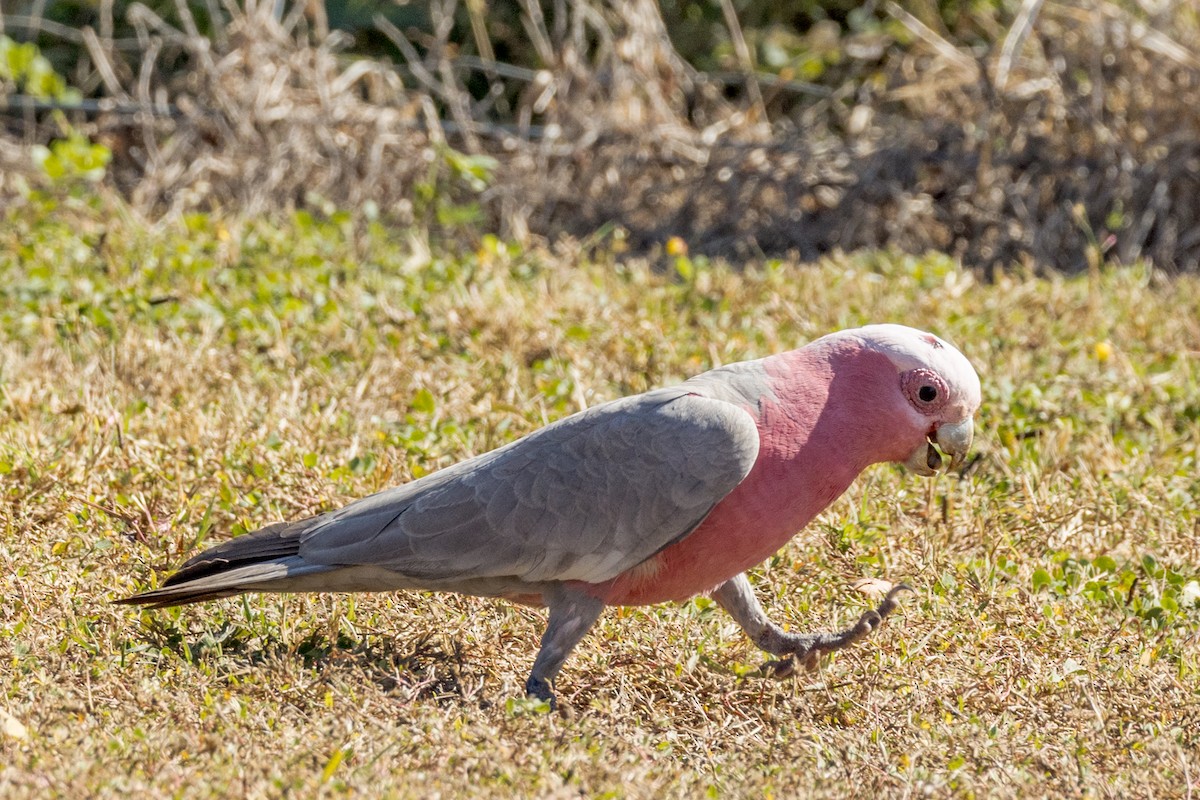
{"left": 1, "top": 196, "right": 1199, "bottom": 797}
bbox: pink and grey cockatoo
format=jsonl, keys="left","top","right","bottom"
{"left": 121, "top": 324, "right": 981, "bottom": 706}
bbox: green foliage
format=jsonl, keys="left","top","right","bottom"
{"left": 5, "top": 0, "right": 1006, "bottom": 117}
{"left": 0, "top": 34, "right": 80, "bottom": 102}
{"left": 31, "top": 131, "right": 111, "bottom": 183}
{"left": 415, "top": 146, "right": 499, "bottom": 231}
{"left": 3, "top": 190, "right": 1200, "bottom": 797}
{"left": 0, "top": 35, "right": 110, "bottom": 186}
{"left": 1031, "top": 552, "right": 1200, "bottom": 629}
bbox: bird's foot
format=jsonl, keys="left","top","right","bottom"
{"left": 756, "top": 583, "right": 913, "bottom": 679}
{"left": 524, "top": 675, "right": 557, "bottom": 710}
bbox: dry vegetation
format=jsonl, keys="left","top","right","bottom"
{"left": 1, "top": 199, "right": 1199, "bottom": 797}
{"left": 2, "top": 1, "right": 1200, "bottom": 796}
{"left": 3, "top": 0, "right": 1200, "bottom": 270}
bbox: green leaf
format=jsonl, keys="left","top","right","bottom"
{"left": 33, "top": 134, "right": 111, "bottom": 184}
{"left": 1032, "top": 568, "right": 1053, "bottom": 593}
{"left": 411, "top": 388, "right": 436, "bottom": 414}
{"left": 443, "top": 149, "right": 498, "bottom": 192}
{"left": 675, "top": 256, "right": 695, "bottom": 282}
{"left": 436, "top": 201, "right": 483, "bottom": 227}
{"left": 320, "top": 746, "right": 349, "bottom": 784}
{"left": 349, "top": 453, "right": 376, "bottom": 475}
{"left": 504, "top": 696, "right": 552, "bottom": 716}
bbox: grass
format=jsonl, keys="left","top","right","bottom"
{"left": 1, "top": 192, "right": 1199, "bottom": 798}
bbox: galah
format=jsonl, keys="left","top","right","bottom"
{"left": 120, "top": 324, "right": 981, "bottom": 706}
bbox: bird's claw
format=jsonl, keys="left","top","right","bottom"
{"left": 524, "top": 676, "right": 557, "bottom": 710}
{"left": 755, "top": 583, "right": 914, "bottom": 678}
{"left": 877, "top": 582, "right": 915, "bottom": 617}
{"left": 759, "top": 655, "right": 797, "bottom": 679}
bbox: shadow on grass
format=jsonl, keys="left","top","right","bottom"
{"left": 132, "top": 615, "right": 485, "bottom": 706}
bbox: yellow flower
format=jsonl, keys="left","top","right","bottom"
{"left": 1093, "top": 341, "right": 1113, "bottom": 363}
{"left": 665, "top": 236, "right": 688, "bottom": 257}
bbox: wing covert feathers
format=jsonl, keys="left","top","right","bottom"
{"left": 121, "top": 386, "right": 761, "bottom": 605}
{"left": 297, "top": 389, "right": 760, "bottom": 584}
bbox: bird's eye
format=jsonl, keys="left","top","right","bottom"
{"left": 902, "top": 369, "right": 946, "bottom": 411}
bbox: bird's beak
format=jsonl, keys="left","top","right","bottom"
{"left": 904, "top": 417, "right": 974, "bottom": 476}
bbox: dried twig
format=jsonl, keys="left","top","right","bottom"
{"left": 884, "top": 1, "right": 980, "bottom": 78}
{"left": 81, "top": 26, "right": 128, "bottom": 99}
{"left": 0, "top": 15, "right": 144, "bottom": 50}
{"left": 0, "top": 94, "right": 180, "bottom": 117}
{"left": 518, "top": 0, "right": 555, "bottom": 66}
{"left": 2, "top": 0, "right": 1199, "bottom": 273}
{"left": 995, "top": 0, "right": 1045, "bottom": 90}
{"left": 717, "top": 0, "right": 766, "bottom": 121}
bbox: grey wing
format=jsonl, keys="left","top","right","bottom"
{"left": 296, "top": 388, "right": 760, "bottom": 585}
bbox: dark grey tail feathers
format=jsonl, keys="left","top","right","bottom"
{"left": 117, "top": 519, "right": 307, "bottom": 609}
{"left": 163, "top": 520, "right": 303, "bottom": 586}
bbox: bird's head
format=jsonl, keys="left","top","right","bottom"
{"left": 819, "top": 324, "right": 982, "bottom": 476}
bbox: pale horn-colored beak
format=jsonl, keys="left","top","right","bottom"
{"left": 936, "top": 418, "right": 974, "bottom": 470}
{"left": 904, "top": 417, "right": 975, "bottom": 475}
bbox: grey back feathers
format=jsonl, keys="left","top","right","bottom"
{"left": 123, "top": 384, "right": 762, "bottom": 606}
{"left": 297, "top": 387, "right": 760, "bottom": 584}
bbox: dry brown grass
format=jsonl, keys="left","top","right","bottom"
{"left": 4, "top": 0, "right": 1200, "bottom": 270}
{"left": 1, "top": 201, "right": 1198, "bottom": 796}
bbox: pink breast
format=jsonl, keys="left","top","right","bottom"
{"left": 579, "top": 348, "right": 876, "bottom": 607}
{"left": 583, "top": 439, "right": 855, "bottom": 606}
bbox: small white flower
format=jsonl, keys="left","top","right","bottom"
{"left": 1181, "top": 580, "right": 1200, "bottom": 609}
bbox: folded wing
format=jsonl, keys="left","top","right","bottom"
{"left": 296, "top": 387, "right": 760, "bottom": 586}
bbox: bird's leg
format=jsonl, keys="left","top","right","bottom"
{"left": 711, "top": 572, "right": 912, "bottom": 678}
{"left": 525, "top": 584, "right": 605, "bottom": 708}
